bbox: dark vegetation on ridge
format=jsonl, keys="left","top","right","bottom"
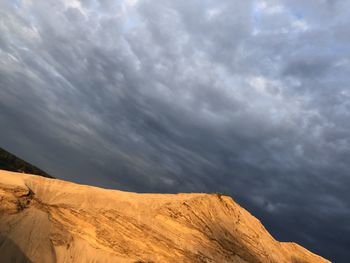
{"left": 0, "top": 147, "right": 54, "bottom": 178}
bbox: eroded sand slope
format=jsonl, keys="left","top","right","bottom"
{"left": 0, "top": 170, "right": 330, "bottom": 263}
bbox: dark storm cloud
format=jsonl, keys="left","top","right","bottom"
{"left": 1, "top": 0, "right": 350, "bottom": 261}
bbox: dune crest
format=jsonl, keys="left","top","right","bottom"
{"left": 0, "top": 170, "right": 329, "bottom": 263}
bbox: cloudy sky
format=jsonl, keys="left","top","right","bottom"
{"left": 1, "top": 0, "right": 349, "bottom": 261}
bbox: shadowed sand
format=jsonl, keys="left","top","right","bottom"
{"left": 0, "top": 170, "right": 330, "bottom": 263}
{"left": 0, "top": 236, "right": 34, "bottom": 263}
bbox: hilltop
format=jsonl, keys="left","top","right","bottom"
{"left": 0, "top": 147, "right": 53, "bottom": 178}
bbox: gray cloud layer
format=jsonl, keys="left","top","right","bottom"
{"left": 1, "top": 0, "right": 349, "bottom": 261}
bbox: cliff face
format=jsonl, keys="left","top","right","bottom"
{"left": 0, "top": 169, "right": 330, "bottom": 263}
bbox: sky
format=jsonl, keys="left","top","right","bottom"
{"left": 0, "top": 0, "right": 349, "bottom": 261}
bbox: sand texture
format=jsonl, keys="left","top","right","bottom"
{"left": 0, "top": 170, "right": 330, "bottom": 263}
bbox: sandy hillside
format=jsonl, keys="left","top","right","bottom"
{"left": 0, "top": 169, "right": 330, "bottom": 263}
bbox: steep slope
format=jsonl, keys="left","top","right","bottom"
{"left": 0, "top": 147, "right": 53, "bottom": 178}
{"left": 0, "top": 170, "right": 330, "bottom": 263}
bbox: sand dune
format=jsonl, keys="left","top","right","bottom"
{"left": 0, "top": 170, "right": 330, "bottom": 263}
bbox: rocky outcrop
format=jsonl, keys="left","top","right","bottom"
{"left": 0, "top": 170, "right": 330, "bottom": 263}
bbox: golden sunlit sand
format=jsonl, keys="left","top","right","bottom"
{"left": 0, "top": 170, "right": 330, "bottom": 263}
